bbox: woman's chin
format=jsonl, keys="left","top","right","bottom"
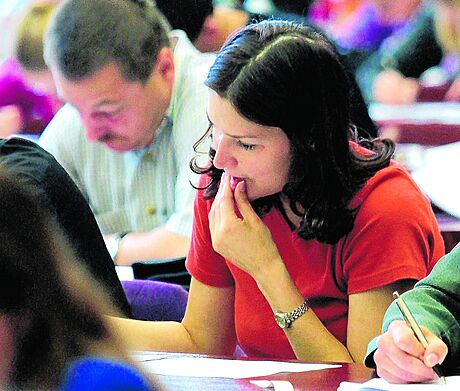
{"left": 245, "top": 189, "right": 268, "bottom": 202}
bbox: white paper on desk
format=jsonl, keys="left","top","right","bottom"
{"left": 369, "top": 102, "right": 460, "bottom": 124}
{"left": 140, "top": 356, "right": 340, "bottom": 379}
{"left": 338, "top": 376, "right": 460, "bottom": 390}
{"left": 131, "top": 351, "right": 168, "bottom": 362}
{"left": 410, "top": 142, "right": 460, "bottom": 219}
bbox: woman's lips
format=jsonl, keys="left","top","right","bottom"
{"left": 230, "top": 176, "right": 243, "bottom": 192}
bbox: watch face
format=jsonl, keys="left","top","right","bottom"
{"left": 274, "top": 313, "right": 287, "bottom": 329}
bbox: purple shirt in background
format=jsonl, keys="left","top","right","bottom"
{"left": 334, "top": 5, "right": 401, "bottom": 51}
{"left": 309, "top": 2, "right": 403, "bottom": 52}
{"left": 0, "top": 58, "right": 57, "bottom": 135}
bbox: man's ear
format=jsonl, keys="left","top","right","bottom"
{"left": 154, "top": 47, "right": 175, "bottom": 88}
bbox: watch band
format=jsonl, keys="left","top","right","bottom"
{"left": 274, "top": 299, "right": 309, "bottom": 329}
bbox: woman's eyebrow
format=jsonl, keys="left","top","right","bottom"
{"left": 206, "top": 112, "right": 261, "bottom": 139}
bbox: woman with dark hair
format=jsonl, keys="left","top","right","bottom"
{"left": 112, "top": 20, "right": 443, "bottom": 363}
{"left": 0, "top": 170, "right": 156, "bottom": 390}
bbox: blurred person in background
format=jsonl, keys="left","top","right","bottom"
{"left": 354, "top": 0, "right": 447, "bottom": 103}
{"left": 156, "top": 0, "right": 250, "bottom": 53}
{"left": 309, "top": 0, "right": 421, "bottom": 71}
{"left": 0, "top": 2, "right": 62, "bottom": 137}
{"left": 372, "top": 0, "right": 460, "bottom": 104}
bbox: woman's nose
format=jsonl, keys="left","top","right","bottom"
{"left": 213, "top": 137, "right": 236, "bottom": 170}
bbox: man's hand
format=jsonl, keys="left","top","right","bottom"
{"left": 105, "top": 228, "right": 190, "bottom": 265}
{"left": 374, "top": 320, "right": 448, "bottom": 383}
{"left": 444, "top": 76, "right": 460, "bottom": 101}
{"left": 373, "top": 70, "right": 419, "bottom": 104}
{"left": 0, "top": 105, "right": 23, "bottom": 136}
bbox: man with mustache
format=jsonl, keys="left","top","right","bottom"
{"left": 40, "top": 0, "right": 214, "bottom": 264}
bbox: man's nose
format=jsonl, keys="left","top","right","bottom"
{"left": 81, "top": 113, "right": 107, "bottom": 142}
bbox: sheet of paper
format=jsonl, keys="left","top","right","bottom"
{"left": 131, "top": 351, "right": 168, "bottom": 362}
{"left": 338, "top": 376, "right": 460, "bottom": 390}
{"left": 139, "top": 356, "right": 340, "bottom": 379}
{"left": 410, "top": 142, "right": 460, "bottom": 218}
{"left": 250, "top": 380, "right": 294, "bottom": 390}
{"left": 115, "top": 265, "right": 134, "bottom": 281}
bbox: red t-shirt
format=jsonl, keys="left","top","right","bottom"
{"left": 186, "top": 163, "right": 444, "bottom": 359}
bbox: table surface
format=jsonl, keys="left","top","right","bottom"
{"left": 144, "top": 353, "right": 375, "bottom": 391}
{"left": 369, "top": 102, "right": 460, "bottom": 125}
{"left": 369, "top": 102, "right": 460, "bottom": 145}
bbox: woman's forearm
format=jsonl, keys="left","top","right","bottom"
{"left": 108, "top": 317, "right": 202, "bottom": 353}
{"left": 255, "top": 260, "right": 354, "bottom": 363}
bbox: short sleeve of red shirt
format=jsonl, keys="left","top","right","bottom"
{"left": 185, "top": 175, "right": 234, "bottom": 287}
{"left": 342, "top": 162, "right": 444, "bottom": 294}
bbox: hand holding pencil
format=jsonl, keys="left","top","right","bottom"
{"left": 373, "top": 293, "right": 448, "bottom": 384}
{"left": 393, "top": 291, "right": 446, "bottom": 384}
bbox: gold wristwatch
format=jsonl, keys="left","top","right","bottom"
{"left": 274, "top": 299, "right": 309, "bottom": 329}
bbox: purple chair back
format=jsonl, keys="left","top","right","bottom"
{"left": 121, "top": 279, "right": 247, "bottom": 357}
{"left": 121, "top": 280, "right": 188, "bottom": 322}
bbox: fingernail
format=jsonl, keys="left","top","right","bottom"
{"left": 427, "top": 353, "right": 439, "bottom": 366}
{"left": 239, "top": 180, "right": 246, "bottom": 192}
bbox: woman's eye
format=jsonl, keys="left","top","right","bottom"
{"left": 237, "top": 140, "right": 256, "bottom": 151}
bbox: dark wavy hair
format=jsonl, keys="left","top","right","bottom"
{"left": 191, "top": 20, "right": 394, "bottom": 244}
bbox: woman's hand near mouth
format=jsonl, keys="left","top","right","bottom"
{"left": 208, "top": 172, "right": 283, "bottom": 281}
